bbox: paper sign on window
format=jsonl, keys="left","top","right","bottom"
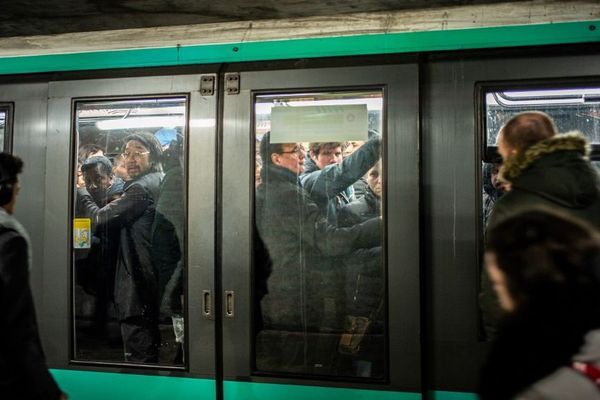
{"left": 73, "top": 218, "right": 91, "bottom": 249}
{"left": 270, "top": 104, "right": 368, "bottom": 143}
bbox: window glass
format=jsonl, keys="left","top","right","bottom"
{"left": 0, "top": 109, "right": 5, "bottom": 150}
{"left": 253, "top": 91, "right": 385, "bottom": 379}
{"left": 486, "top": 88, "right": 600, "bottom": 146}
{"left": 73, "top": 97, "right": 186, "bottom": 366}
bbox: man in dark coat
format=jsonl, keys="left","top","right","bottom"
{"left": 0, "top": 153, "right": 66, "bottom": 399}
{"left": 481, "top": 111, "right": 600, "bottom": 339}
{"left": 255, "top": 133, "right": 382, "bottom": 374}
{"left": 300, "top": 131, "right": 381, "bottom": 225}
{"left": 78, "top": 132, "right": 163, "bottom": 363}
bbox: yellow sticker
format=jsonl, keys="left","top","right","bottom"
{"left": 73, "top": 218, "right": 91, "bottom": 249}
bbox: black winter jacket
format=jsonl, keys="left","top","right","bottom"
{"left": 256, "top": 164, "right": 381, "bottom": 331}
{"left": 78, "top": 171, "right": 163, "bottom": 321}
{"left": 0, "top": 225, "right": 62, "bottom": 399}
{"left": 481, "top": 133, "right": 600, "bottom": 339}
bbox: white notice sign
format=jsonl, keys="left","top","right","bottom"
{"left": 270, "top": 104, "right": 368, "bottom": 143}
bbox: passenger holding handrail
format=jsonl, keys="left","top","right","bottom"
{"left": 77, "top": 132, "right": 163, "bottom": 363}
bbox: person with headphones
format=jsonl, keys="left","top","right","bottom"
{"left": 0, "top": 153, "right": 67, "bottom": 399}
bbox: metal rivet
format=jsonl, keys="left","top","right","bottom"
{"left": 232, "top": 47, "right": 239, "bottom": 52}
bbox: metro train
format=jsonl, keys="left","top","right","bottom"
{"left": 0, "top": 12, "right": 599, "bottom": 400}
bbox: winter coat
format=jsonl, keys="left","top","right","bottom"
{"left": 151, "top": 164, "right": 184, "bottom": 318}
{"left": 488, "top": 132, "right": 600, "bottom": 229}
{"left": 255, "top": 164, "right": 381, "bottom": 332}
{"left": 481, "top": 133, "right": 600, "bottom": 339}
{"left": 0, "top": 210, "right": 62, "bottom": 399}
{"left": 338, "top": 188, "right": 383, "bottom": 324}
{"left": 516, "top": 329, "right": 600, "bottom": 399}
{"left": 78, "top": 171, "right": 163, "bottom": 321}
{"left": 300, "top": 133, "right": 381, "bottom": 225}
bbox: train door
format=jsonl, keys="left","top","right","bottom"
{"left": 0, "top": 82, "right": 49, "bottom": 324}
{"left": 38, "top": 73, "right": 218, "bottom": 390}
{"left": 424, "top": 51, "right": 600, "bottom": 395}
{"left": 221, "top": 63, "right": 421, "bottom": 398}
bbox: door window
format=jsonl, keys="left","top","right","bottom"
{"left": 72, "top": 97, "right": 187, "bottom": 366}
{"left": 253, "top": 91, "right": 385, "bottom": 378}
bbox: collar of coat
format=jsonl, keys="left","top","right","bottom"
{"left": 499, "top": 132, "right": 590, "bottom": 183}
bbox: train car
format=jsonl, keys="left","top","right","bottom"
{"left": 0, "top": 1, "right": 599, "bottom": 399}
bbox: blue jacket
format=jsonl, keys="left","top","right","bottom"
{"left": 299, "top": 133, "right": 381, "bottom": 225}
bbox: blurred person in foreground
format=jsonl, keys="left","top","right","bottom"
{"left": 479, "top": 208, "right": 600, "bottom": 400}
{"left": 0, "top": 153, "right": 67, "bottom": 399}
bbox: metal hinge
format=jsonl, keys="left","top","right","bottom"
{"left": 224, "top": 73, "right": 240, "bottom": 95}
{"left": 200, "top": 75, "right": 215, "bottom": 96}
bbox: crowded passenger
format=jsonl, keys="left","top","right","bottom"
{"left": 255, "top": 132, "right": 382, "bottom": 374}
{"left": 300, "top": 131, "right": 381, "bottom": 225}
{"left": 337, "top": 161, "right": 384, "bottom": 377}
{"left": 479, "top": 208, "right": 600, "bottom": 400}
{"left": 151, "top": 136, "right": 185, "bottom": 364}
{"left": 0, "top": 153, "right": 67, "bottom": 399}
{"left": 77, "top": 132, "right": 163, "bottom": 363}
{"left": 74, "top": 155, "right": 124, "bottom": 336}
{"left": 481, "top": 111, "right": 600, "bottom": 339}
{"left": 342, "top": 140, "right": 368, "bottom": 198}
{"left": 482, "top": 162, "right": 504, "bottom": 228}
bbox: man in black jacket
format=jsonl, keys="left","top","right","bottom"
{"left": 255, "top": 133, "right": 381, "bottom": 375}
{"left": 78, "top": 132, "right": 163, "bottom": 363}
{"left": 481, "top": 111, "right": 600, "bottom": 339}
{"left": 0, "top": 153, "right": 66, "bottom": 399}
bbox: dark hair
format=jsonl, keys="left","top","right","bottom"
{"left": 81, "top": 155, "right": 113, "bottom": 177}
{"left": 0, "top": 153, "right": 24, "bottom": 206}
{"left": 500, "top": 111, "right": 557, "bottom": 153}
{"left": 78, "top": 143, "right": 104, "bottom": 163}
{"left": 122, "top": 132, "right": 163, "bottom": 174}
{"left": 486, "top": 208, "right": 600, "bottom": 312}
{"left": 259, "top": 132, "right": 285, "bottom": 167}
{"left": 308, "top": 142, "right": 346, "bottom": 156}
{"left": 480, "top": 208, "right": 600, "bottom": 399}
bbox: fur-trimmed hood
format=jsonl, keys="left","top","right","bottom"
{"left": 499, "top": 132, "right": 599, "bottom": 209}
{"left": 500, "top": 132, "right": 590, "bottom": 183}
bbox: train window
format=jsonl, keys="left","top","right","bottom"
{"left": 72, "top": 97, "right": 187, "bottom": 367}
{"left": 485, "top": 87, "right": 600, "bottom": 154}
{"left": 0, "top": 104, "right": 13, "bottom": 152}
{"left": 253, "top": 91, "right": 385, "bottom": 379}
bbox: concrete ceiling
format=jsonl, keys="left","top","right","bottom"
{"left": 1, "top": 0, "right": 510, "bottom": 38}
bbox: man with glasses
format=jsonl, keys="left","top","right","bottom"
{"left": 300, "top": 131, "right": 381, "bottom": 225}
{"left": 254, "top": 132, "right": 381, "bottom": 374}
{"left": 77, "top": 132, "right": 163, "bottom": 363}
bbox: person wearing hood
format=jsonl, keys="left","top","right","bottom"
{"left": 77, "top": 132, "right": 164, "bottom": 363}
{"left": 0, "top": 153, "right": 67, "bottom": 399}
{"left": 480, "top": 208, "right": 600, "bottom": 400}
{"left": 300, "top": 131, "right": 381, "bottom": 225}
{"left": 481, "top": 111, "right": 600, "bottom": 339}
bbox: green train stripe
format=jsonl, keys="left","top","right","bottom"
{"left": 224, "top": 380, "right": 420, "bottom": 400}
{"left": 0, "top": 21, "right": 598, "bottom": 74}
{"left": 433, "top": 391, "right": 479, "bottom": 400}
{"left": 50, "top": 369, "right": 216, "bottom": 400}
{"left": 50, "top": 369, "right": 481, "bottom": 399}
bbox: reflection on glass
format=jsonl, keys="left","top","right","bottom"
{"left": 486, "top": 88, "right": 600, "bottom": 145}
{"left": 253, "top": 91, "right": 385, "bottom": 379}
{"left": 73, "top": 97, "right": 186, "bottom": 366}
{"left": 0, "top": 108, "right": 6, "bottom": 150}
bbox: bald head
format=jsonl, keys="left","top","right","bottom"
{"left": 497, "top": 111, "right": 557, "bottom": 160}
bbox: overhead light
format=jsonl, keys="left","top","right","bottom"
{"left": 96, "top": 116, "right": 185, "bottom": 130}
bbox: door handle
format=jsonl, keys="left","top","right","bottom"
{"left": 202, "top": 290, "right": 213, "bottom": 319}
{"left": 225, "top": 290, "right": 235, "bottom": 318}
